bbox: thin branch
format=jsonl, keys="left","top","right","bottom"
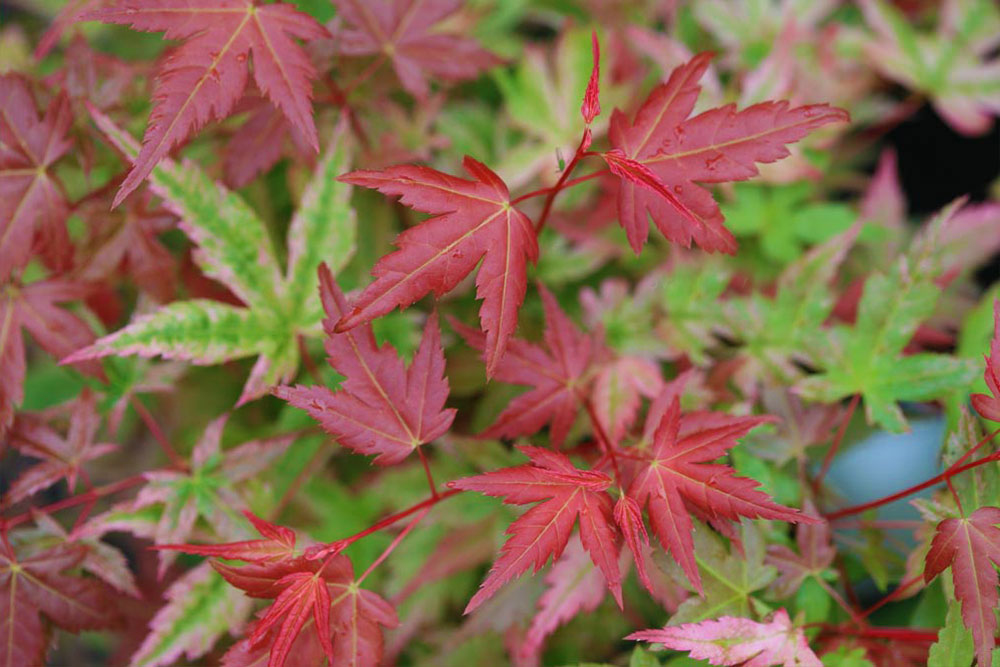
{"left": 417, "top": 447, "right": 439, "bottom": 499}
{"left": 824, "top": 448, "right": 1000, "bottom": 521}
{"left": 534, "top": 132, "right": 593, "bottom": 234}
{"left": 813, "top": 394, "right": 858, "bottom": 493}
{"left": 511, "top": 170, "right": 606, "bottom": 205}
{"left": 2, "top": 473, "right": 148, "bottom": 531}
{"left": 357, "top": 507, "right": 430, "bottom": 585}
{"left": 129, "top": 396, "right": 186, "bottom": 469}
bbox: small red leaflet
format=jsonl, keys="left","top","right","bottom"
{"left": 337, "top": 159, "right": 538, "bottom": 377}
{"left": 330, "top": 0, "right": 500, "bottom": 100}
{"left": 627, "top": 395, "right": 813, "bottom": 593}
{"left": 275, "top": 263, "right": 455, "bottom": 465}
{"left": 449, "top": 446, "right": 622, "bottom": 614}
{"left": 160, "top": 512, "right": 398, "bottom": 667}
{"left": 604, "top": 52, "right": 848, "bottom": 254}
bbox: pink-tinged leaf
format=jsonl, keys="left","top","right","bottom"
{"left": 581, "top": 31, "right": 601, "bottom": 124}
{"left": 629, "top": 397, "right": 810, "bottom": 592}
{"left": 0, "top": 542, "right": 117, "bottom": 667}
{"left": 127, "top": 416, "right": 294, "bottom": 576}
{"left": 330, "top": 0, "right": 500, "bottom": 100}
{"left": 83, "top": 0, "right": 326, "bottom": 206}
{"left": 607, "top": 52, "right": 847, "bottom": 254}
{"left": 923, "top": 506, "right": 1000, "bottom": 666}
{"left": 859, "top": 148, "right": 905, "bottom": 231}
{"left": 6, "top": 390, "right": 116, "bottom": 504}
{"left": 628, "top": 608, "right": 822, "bottom": 666}
{"left": 765, "top": 500, "right": 834, "bottom": 598}
{"left": 129, "top": 561, "right": 253, "bottom": 667}
{"left": 453, "top": 286, "right": 598, "bottom": 448}
{"left": 971, "top": 301, "right": 1000, "bottom": 422}
{"left": 450, "top": 446, "right": 620, "bottom": 613}
{"left": 593, "top": 356, "right": 663, "bottom": 443}
{"left": 0, "top": 279, "right": 100, "bottom": 437}
{"left": 0, "top": 75, "right": 73, "bottom": 280}
{"left": 337, "top": 159, "right": 538, "bottom": 375}
{"left": 276, "top": 264, "right": 455, "bottom": 464}
{"left": 518, "top": 536, "right": 609, "bottom": 665}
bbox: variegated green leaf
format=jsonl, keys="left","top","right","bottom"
{"left": 129, "top": 563, "right": 252, "bottom": 667}
{"left": 65, "top": 300, "right": 268, "bottom": 366}
{"left": 76, "top": 108, "right": 358, "bottom": 405}
{"left": 89, "top": 104, "right": 283, "bottom": 309}
{"left": 285, "top": 114, "right": 356, "bottom": 330}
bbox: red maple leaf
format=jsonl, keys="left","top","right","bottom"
{"left": 971, "top": 300, "right": 1000, "bottom": 422}
{"left": 765, "top": 500, "right": 834, "bottom": 598}
{"left": 0, "top": 278, "right": 100, "bottom": 437}
{"left": 337, "top": 158, "right": 538, "bottom": 376}
{"left": 330, "top": 0, "right": 500, "bottom": 100}
{"left": 628, "top": 396, "right": 811, "bottom": 592}
{"left": 0, "top": 541, "right": 118, "bottom": 667}
{"left": 221, "top": 95, "right": 313, "bottom": 188}
{"left": 628, "top": 608, "right": 822, "bottom": 667}
{"left": 449, "top": 445, "right": 621, "bottom": 614}
{"left": 163, "top": 513, "right": 398, "bottom": 667}
{"left": 83, "top": 0, "right": 327, "bottom": 206}
{"left": 923, "top": 506, "right": 1000, "bottom": 667}
{"left": 451, "top": 285, "right": 599, "bottom": 448}
{"left": 275, "top": 263, "right": 456, "bottom": 465}
{"left": 5, "top": 390, "right": 117, "bottom": 505}
{"left": 77, "top": 192, "right": 177, "bottom": 303}
{"left": 605, "top": 52, "right": 848, "bottom": 254}
{"left": 0, "top": 74, "right": 73, "bottom": 280}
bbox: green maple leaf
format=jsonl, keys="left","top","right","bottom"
{"left": 723, "top": 182, "right": 855, "bottom": 266}
{"left": 728, "top": 224, "right": 859, "bottom": 382}
{"left": 66, "top": 106, "right": 356, "bottom": 405}
{"left": 928, "top": 601, "right": 975, "bottom": 667}
{"left": 658, "top": 522, "right": 777, "bottom": 625}
{"left": 797, "top": 203, "right": 978, "bottom": 432}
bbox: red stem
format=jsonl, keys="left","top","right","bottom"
{"left": 858, "top": 573, "right": 924, "bottom": 619}
{"left": 357, "top": 507, "right": 429, "bottom": 585}
{"left": 320, "top": 489, "right": 462, "bottom": 553}
{"left": 534, "top": 133, "right": 592, "bottom": 234}
{"left": 824, "top": 449, "right": 1000, "bottom": 521}
{"left": 297, "top": 335, "right": 323, "bottom": 385}
{"left": 511, "top": 170, "right": 606, "bottom": 205}
{"left": 129, "top": 396, "right": 186, "bottom": 469}
{"left": 2, "top": 473, "right": 147, "bottom": 531}
{"left": 417, "top": 447, "right": 439, "bottom": 499}
{"left": 813, "top": 394, "right": 859, "bottom": 493}
{"left": 578, "top": 393, "right": 624, "bottom": 489}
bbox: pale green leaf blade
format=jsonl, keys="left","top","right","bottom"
{"left": 88, "top": 104, "right": 283, "bottom": 308}
{"left": 129, "top": 563, "right": 252, "bottom": 667}
{"left": 285, "top": 114, "right": 356, "bottom": 328}
{"left": 65, "top": 300, "right": 265, "bottom": 366}
{"left": 928, "top": 601, "right": 975, "bottom": 667}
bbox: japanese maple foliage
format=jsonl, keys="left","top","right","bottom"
{"left": 5, "top": 1, "right": 1000, "bottom": 666}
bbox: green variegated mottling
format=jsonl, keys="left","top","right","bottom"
{"left": 80, "top": 301, "right": 265, "bottom": 364}
{"left": 129, "top": 563, "right": 252, "bottom": 667}
{"left": 285, "top": 116, "right": 356, "bottom": 330}
{"left": 79, "top": 108, "right": 356, "bottom": 404}
{"left": 796, "top": 206, "right": 979, "bottom": 432}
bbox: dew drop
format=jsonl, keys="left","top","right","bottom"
{"left": 236, "top": 53, "right": 247, "bottom": 64}
{"left": 673, "top": 185, "right": 683, "bottom": 195}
